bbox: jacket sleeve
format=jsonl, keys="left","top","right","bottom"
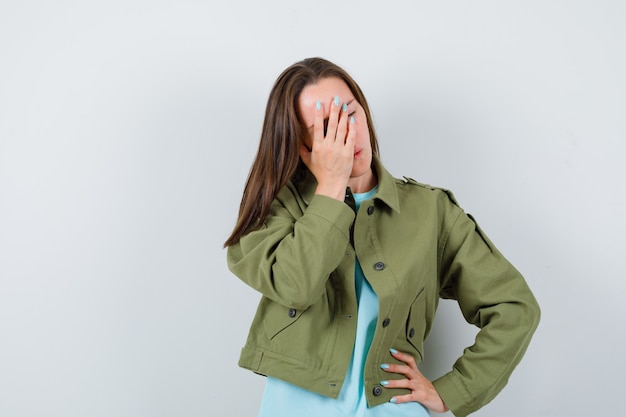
{"left": 432, "top": 204, "right": 541, "bottom": 417}
{"left": 227, "top": 186, "right": 355, "bottom": 310}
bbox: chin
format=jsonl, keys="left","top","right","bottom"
{"left": 353, "top": 156, "right": 372, "bottom": 171}
{"left": 351, "top": 162, "right": 373, "bottom": 179}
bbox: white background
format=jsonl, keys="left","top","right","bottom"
{"left": 1, "top": 1, "right": 624, "bottom": 416}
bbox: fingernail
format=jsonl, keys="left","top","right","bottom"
{"left": 380, "top": 364, "right": 390, "bottom": 370}
{"left": 389, "top": 348, "right": 398, "bottom": 354}
{"left": 342, "top": 103, "right": 348, "bottom": 112}
{"left": 350, "top": 116, "right": 355, "bottom": 124}
{"left": 334, "top": 96, "right": 340, "bottom": 106}
{"left": 316, "top": 100, "right": 321, "bottom": 110}
{"left": 390, "top": 397, "right": 398, "bottom": 403}
{"left": 380, "top": 380, "right": 389, "bottom": 386}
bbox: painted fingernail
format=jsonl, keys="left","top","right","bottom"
{"left": 334, "top": 96, "right": 340, "bottom": 106}
{"left": 380, "top": 364, "right": 390, "bottom": 370}
{"left": 316, "top": 100, "right": 321, "bottom": 110}
{"left": 380, "top": 380, "right": 389, "bottom": 386}
{"left": 390, "top": 397, "right": 398, "bottom": 403}
{"left": 389, "top": 348, "right": 398, "bottom": 354}
{"left": 350, "top": 116, "right": 355, "bottom": 124}
{"left": 342, "top": 102, "right": 348, "bottom": 112}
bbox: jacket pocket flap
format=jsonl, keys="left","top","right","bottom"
{"left": 262, "top": 300, "right": 304, "bottom": 340}
{"left": 406, "top": 288, "right": 426, "bottom": 360}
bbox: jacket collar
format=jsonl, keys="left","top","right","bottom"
{"left": 296, "top": 154, "right": 401, "bottom": 213}
{"left": 372, "top": 155, "right": 401, "bottom": 213}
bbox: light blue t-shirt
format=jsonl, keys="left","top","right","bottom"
{"left": 258, "top": 187, "right": 429, "bottom": 417}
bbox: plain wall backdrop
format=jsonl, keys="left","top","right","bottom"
{"left": 1, "top": 1, "right": 624, "bottom": 416}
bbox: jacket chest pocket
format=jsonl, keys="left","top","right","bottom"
{"left": 261, "top": 300, "right": 304, "bottom": 340}
{"left": 405, "top": 289, "right": 426, "bottom": 360}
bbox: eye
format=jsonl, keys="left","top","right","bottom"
{"left": 323, "top": 118, "right": 329, "bottom": 136}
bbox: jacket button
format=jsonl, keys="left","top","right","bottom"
{"left": 373, "top": 385, "right": 383, "bottom": 396}
{"left": 374, "top": 262, "right": 385, "bottom": 271}
{"left": 288, "top": 309, "right": 296, "bottom": 318}
{"left": 367, "top": 206, "right": 375, "bottom": 215}
{"left": 409, "top": 328, "right": 415, "bottom": 338}
{"left": 382, "top": 318, "right": 390, "bottom": 327}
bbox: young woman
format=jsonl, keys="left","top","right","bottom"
{"left": 225, "top": 57, "right": 540, "bottom": 417}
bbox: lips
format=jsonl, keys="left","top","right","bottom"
{"left": 353, "top": 148, "right": 363, "bottom": 158}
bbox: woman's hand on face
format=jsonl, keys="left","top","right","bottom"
{"left": 380, "top": 349, "right": 449, "bottom": 413}
{"left": 299, "top": 96, "right": 355, "bottom": 201}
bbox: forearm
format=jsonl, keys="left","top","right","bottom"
{"left": 228, "top": 194, "right": 355, "bottom": 309}
{"left": 432, "top": 298, "right": 540, "bottom": 416}
{"left": 436, "top": 211, "right": 541, "bottom": 416}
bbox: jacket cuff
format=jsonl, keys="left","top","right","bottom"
{"left": 432, "top": 372, "right": 474, "bottom": 417}
{"left": 305, "top": 194, "right": 355, "bottom": 241}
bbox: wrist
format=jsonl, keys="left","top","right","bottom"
{"left": 314, "top": 183, "right": 347, "bottom": 201}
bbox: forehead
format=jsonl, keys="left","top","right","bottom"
{"left": 297, "top": 77, "right": 354, "bottom": 117}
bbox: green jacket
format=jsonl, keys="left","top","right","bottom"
{"left": 227, "top": 157, "right": 540, "bottom": 417}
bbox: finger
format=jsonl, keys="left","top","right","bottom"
{"left": 325, "top": 95, "right": 342, "bottom": 141}
{"left": 335, "top": 102, "right": 349, "bottom": 145}
{"left": 388, "top": 393, "right": 417, "bottom": 404}
{"left": 389, "top": 349, "right": 418, "bottom": 369}
{"left": 380, "top": 378, "right": 412, "bottom": 390}
{"left": 380, "top": 363, "right": 414, "bottom": 377}
{"left": 312, "top": 100, "right": 326, "bottom": 144}
{"left": 345, "top": 114, "right": 356, "bottom": 146}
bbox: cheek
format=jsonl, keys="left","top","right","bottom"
{"left": 355, "top": 118, "right": 370, "bottom": 142}
{"left": 352, "top": 108, "right": 369, "bottom": 134}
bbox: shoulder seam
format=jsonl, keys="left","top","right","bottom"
{"left": 402, "top": 176, "right": 434, "bottom": 189}
{"left": 401, "top": 176, "right": 460, "bottom": 206}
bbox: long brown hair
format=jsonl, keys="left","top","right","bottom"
{"left": 224, "top": 57, "right": 380, "bottom": 247}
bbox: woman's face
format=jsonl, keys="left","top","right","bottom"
{"left": 297, "top": 77, "right": 374, "bottom": 191}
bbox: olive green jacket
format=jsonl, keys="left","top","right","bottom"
{"left": 227, "top": 157, "right": 540, "bottom": 417}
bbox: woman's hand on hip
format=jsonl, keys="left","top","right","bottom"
{"left": 299, "top": 96, "right": 355, "bottom": 201}
{"left": 380, "top": 348, "right": 449, "bottom": 413}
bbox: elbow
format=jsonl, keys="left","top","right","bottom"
{"left": 528, "top": 295, "right": 541, "bottom": 333}
{"left": 285, "top": 297, "right": 317, "bottom": 311}
{"left": 270, "top": 267, "right": 326, "bottom": 310}
{"left": 514, "top": 294, "right": 541, "bottom": 338}
{"left": 276, "top": 279, "right": 323, "bottom": 311}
